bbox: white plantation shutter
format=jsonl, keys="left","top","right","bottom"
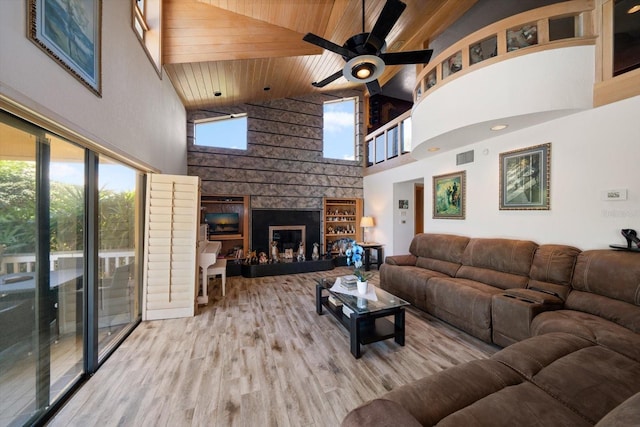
{"left": 142, "top": 174, "right": 200, "bottom": 320}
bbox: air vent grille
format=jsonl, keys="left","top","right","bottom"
{"left": 456, "top": 150, "right": 474, "bottom": 165}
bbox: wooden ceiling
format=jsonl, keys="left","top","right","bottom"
{"left": 163, "top": 0, "right": 477, "bottom": 110}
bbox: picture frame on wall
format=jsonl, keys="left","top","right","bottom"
{"left": 28, "top": 0, "right": 102, "bottom": 96}
{"left": 433, "top": 171, "right": 466, "bottom": 219}
{"left": 399, "top": 200, "right": 409, "bottom": 209}
{"left": 499, "top": 143, "right": 551, "bottom": 210}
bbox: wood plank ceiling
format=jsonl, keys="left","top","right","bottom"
{"left": 163, "top": 0, "right": 477, "bottom": 110}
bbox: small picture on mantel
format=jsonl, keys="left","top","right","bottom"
{"left": 399, "top": 200, "right": 409, "bottom": 209}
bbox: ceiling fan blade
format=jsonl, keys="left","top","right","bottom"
{"left": 303, "top": 33, "right": 356, "bottom": 59}
{"left": 380, "top": 49, "right": 433, "bottom": 65}
{"left": 366, "top": 80, "right": 382, "bottom": 96}
{"left": 311, "top": 70, "right": 343, "bottom": 88}
{"left": 365, "top": 0, "right": 406, "bottom": 51}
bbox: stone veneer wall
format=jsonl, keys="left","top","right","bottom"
{"left": 187, "top": 90, "right": 365, "bottom": 210}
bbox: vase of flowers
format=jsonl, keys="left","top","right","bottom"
{"left": 346, "top": 240, "right": 372, "bottom": 293}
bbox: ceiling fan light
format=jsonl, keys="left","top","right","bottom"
{"left": 352, "top": 62, "right": 375, "bottom": 79}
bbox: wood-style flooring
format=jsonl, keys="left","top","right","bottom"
{"left": 47, "top": 268, "right": 499, "bottom": 426}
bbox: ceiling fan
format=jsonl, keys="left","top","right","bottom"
{"left": 302, "top": 0, "right": 433, "bottom": 96}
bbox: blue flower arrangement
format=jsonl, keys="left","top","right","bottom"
{"left": 345, "top": 239, "right": 371, "bottom": 282}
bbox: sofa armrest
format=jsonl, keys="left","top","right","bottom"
{"left": 341, "top": 399, "right": 422, "bottom": 427}
{"left": 492, "top": 290, "right": 565, "bottom": 347}
{"left": 385, "top": 254, "right": 417, "bottom": 266}
{"left": 503, "top": 288, "right": 564, "bottom": 305}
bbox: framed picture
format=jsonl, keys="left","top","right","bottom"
{"left": 399, "top": 200, "right": 409, "bottom": 209}
{"left": 28, "top": 0, "right": 102, "bottom": 96}
{"left": 433, "top": 171, "right": 466, "bottom": 219}
{"left": 499, "top": 143, "right": 551, "bottom": 210}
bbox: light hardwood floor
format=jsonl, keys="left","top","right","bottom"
{"left": 48, "top": 268, "right": 499, "bottom": 426}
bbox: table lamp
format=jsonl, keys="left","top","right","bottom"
{"left": 360, "top": 216, "right": 374, "bottom": 244}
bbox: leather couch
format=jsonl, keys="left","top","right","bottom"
{"left": 341, "top": 233, "right": 640, "bottom": 426}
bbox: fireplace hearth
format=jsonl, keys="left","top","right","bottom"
{"left": 251, "top": 210, "right": 320, "bottom": 259}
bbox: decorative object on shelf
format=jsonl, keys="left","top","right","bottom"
{"left": 433, "top": 170, "right": 466, "bottom": 219}
{"left": 499, "top": 143, "right": 551, "bottom": 210}
{"left": 245, "top": 250, "right": 256, "bottom": 264}
{"left": 610, "top": 228, "right": 640, "bottom": 252}
{"left": 312, "top": 243, "right": 320, "bottom": 261}
{"left": 360, "top": 216, "right": 375, "bottom": 244}
{"left": 258, "top": 252, "right": 268, "bottom": 264}
{"left": 297, "top": 242, "right": 306, "bottom": 262}
{"left": 270, "top": 241, "right": 279, "bottom": 262}
{"left": 28, "top": 0, "right": 102, "bottom": 96}
{"left": 283, "top": 248, "right": 294, "bottom": 259}
{"left": 235, "top": 247, "right": 244, "bottom": 261}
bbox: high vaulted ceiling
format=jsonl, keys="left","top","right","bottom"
{"left": 163, "top": 0, "right": 477, "bottom": 110}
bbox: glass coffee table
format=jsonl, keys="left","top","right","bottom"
{"left": 315, "top": 276, "right": 410, "bottom": 358}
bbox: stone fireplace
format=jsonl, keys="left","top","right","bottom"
{"left": 251, "top": 210, "right": 321, "bottom": 259}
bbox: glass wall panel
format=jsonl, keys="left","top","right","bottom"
{"left": 442, "top": 51, "right": 462, "bottom": 78}
{"left": 401, "top": 117, "right": 412, "bottom": 154}
{"left": 0, "top": 115, "right": 38, "bottom": 426}
{"left": 97, "top": 156, "right": 141, "bottom": 357}
{"left": 507, "top": 24, "right": 538, "bottom": 51}
{"left": 387, "top": 126, "right": 399, "bottom": 159}
{"left": 48, "top": 135, "right": 85, "bottom": 402}
{"left": 367, "top": 139, "right": 374, "bottom": 167}
{"left": 375, "top": 134, "right": 385, "bottom": 163}
{"left": 549, "top": 16, "right": 576, "bottom": 41}
{"left": 470, "top": 35, "right": 497, "bottom": 65}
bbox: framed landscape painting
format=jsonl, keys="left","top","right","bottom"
{"left": 499, "top": 143, "right": 551, "bottom": 210}
{"left": 28, "top": 0, "right": 102, "bottom": 96}
{"left": 433, "top": 171, "right": 466, "bottom": 219}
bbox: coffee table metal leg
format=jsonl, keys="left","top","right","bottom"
{"left": 350, "top": 314, "right": 361, "bottom": 358}
{"left": 395, "top": 308, "right": 405, "bottom": 346}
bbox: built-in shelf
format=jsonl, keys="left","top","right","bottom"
{"left": 323, "top": 197, "right": 363, "bottom": 255}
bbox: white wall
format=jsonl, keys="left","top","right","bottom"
{"left": 0, "top": 1, "right": 186, "bottom": 174}
{"left": 364, "top": 95, "right": 640, "bottom": 255}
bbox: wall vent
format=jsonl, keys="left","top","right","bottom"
{"left": 456, "top": 150, "right": 474, "bottom": 165}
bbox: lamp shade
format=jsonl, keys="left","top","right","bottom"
{"left": 360, "top": 216, "right": 374, "bottom": 228}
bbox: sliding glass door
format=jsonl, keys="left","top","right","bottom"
{"left": 0, "top": 110, "right": 144, "bottom": 426}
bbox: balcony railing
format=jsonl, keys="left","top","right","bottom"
{"left": 413, "top": 0, "right": 596, "bottom": 103}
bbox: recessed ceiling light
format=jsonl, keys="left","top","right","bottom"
{"left": 427, "top": 147, "right": 440, "bottom": 152}
{"left": 214, "top": 91, "right": 222, "bottom": 97}
{"left": 628, "top": 4, "right": 640, "bottom": 13}
{"left": 490, "top": 124, "right": 508, "bottom": 131}
{"left": 263, "top": 86, "right": 271, "bottom": 91}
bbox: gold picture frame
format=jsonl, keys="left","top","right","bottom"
{"left": 433, "top": 171, "right": 466, "bottom": 219}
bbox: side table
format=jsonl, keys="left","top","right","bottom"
{"left": 357, "top": 242, "right": 384, "bottom": 271}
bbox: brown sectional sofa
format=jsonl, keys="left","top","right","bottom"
{"left": 342, "top": 233, "right": 640, "bottom": 426}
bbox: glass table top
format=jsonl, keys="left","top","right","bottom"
{"left": 317, "top": 276, "right": 409, "bottom": 315}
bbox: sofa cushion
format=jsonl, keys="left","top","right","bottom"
{"left": 595, "top": 391, "right": 640, "bottom": 427}
{"left": 437, "top": 381, "right": 591, "bottom": 427}
{"left": 408, "top": 233, "right": 470, "bottom": 266}
{"left": 426, "top": 277, "right": 504, "bottom": 342}
{"left": 456, "top": 238, "right": 538, "bottom": 290}
{"left": 527, "top": 244, "right": 581, "bottom": 300}
{"left": 379, "top": 264, "right": 447, "bottom": 311}
{"left": 530, "top": 310, "right": 640, "bottom": 362}
{"left": 571, "top": 249, "right": 640, "bottom": 307}
{"left": 493, "top": 332, "right": 640, "bottom": 424}
{"left": 379, "top": 359, "right": 524, "bottom": 426}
